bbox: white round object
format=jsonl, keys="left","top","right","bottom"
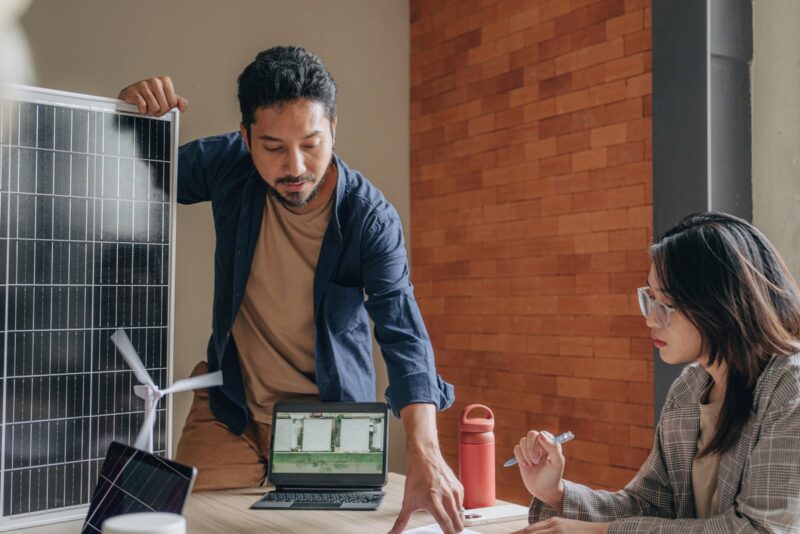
{"left": 102, "top": 512, "right": 186, "bottom": 534}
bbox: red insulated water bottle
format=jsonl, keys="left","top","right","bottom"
{"left": 459, "top": 404, "right": 495, "bottom": 509}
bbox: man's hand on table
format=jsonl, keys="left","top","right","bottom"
{"left": 390, "top": 403, "right": 464, "bottom": 534}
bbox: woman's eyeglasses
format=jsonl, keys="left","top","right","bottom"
{"left": 637, "top": 287, "right": 673, "bottom": 328}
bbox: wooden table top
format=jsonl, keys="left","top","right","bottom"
{"left": 7, "top": 473, "right": 530, "bottom": 533}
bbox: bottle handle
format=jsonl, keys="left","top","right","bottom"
{"left": 461, "top": 404, "right": 494, "bottom": 424}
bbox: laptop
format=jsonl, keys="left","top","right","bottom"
{"left": 82, "top": 441, "right": 197, "bottom": 533}
{"left": 252, "top": 401, "right": 388, "bottom": 511}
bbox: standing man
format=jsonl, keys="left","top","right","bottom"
{"left": 119, "top": 46, "right": 464, "bottom": 533}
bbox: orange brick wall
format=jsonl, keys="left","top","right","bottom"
{"left": 409, "top": 0, "right": 654, "bottom": 504}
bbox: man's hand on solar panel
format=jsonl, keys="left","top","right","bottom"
{"left": 118, "top": 76, "right": 188, "bottom": 117}
{"left": 390, "top": 403, "right": 464, "bottom": 534}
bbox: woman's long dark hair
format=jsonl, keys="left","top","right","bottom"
{"left": 651, "top": 212, "right": 800, "bottom": 457}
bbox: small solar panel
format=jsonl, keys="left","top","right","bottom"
{"left": 81, "top": 441, "right": 195, "bottom": 534}
{"left": 0, "top": 85, "right": 178, "bottom": 530}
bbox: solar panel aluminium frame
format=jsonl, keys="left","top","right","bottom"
{"left": 0, "top": 84, "right": 179, "bottom": 531}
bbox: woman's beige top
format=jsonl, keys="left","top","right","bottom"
{"left": 692, "top": 396, "right": 723, "bottom": 518}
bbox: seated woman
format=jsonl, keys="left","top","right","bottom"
{"left": 513, "top": 212, "right": 800, "bottom": 533}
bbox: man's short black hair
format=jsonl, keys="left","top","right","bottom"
{"left": 237, "top": 46, "right": 337, "bottom": 129}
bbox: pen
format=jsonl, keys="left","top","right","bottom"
{"left": 503, "top": 431, "right": 575, "bottom": 467}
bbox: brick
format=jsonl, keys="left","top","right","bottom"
{"left": 556, "top": 88, "right": 593, "bottom": 114}
{"left": 591, "top": 208, "right": 629, "bottom": 231}
{"left": 603, "top": 98, "right": 643, "bottom": 124}
{"left": 555, "top": 171, "right": 591, "bottom": 194}
{"left": 626, "top": 72, "right": 651, "bottom": 97}
{"left": 557, "top": 376, "right": 593, "bottom": 398}
{"left": 559, "top": 334, "right": 595, "bottom": 356}
{"left": 574, "top": 231, "right": 611, "bottom": 253}
{"left": 539, "top": 73, "right": 573, "bottom": 99}
{"left": 483, "top": 162, "right": 538, "bottom": 186}
{"left": 570, "top": 22, "right": 609, "bottom": 50}
{"left": 575, "top": 272, "right": 611, "bottom": 294}
{"left": 626, "top": 117, "right": 651, "bottom": 141}
{"left": 555, "top": 37, "right": 625, "bottom": 75}
{"left": 589, "top": 79, "right": 628, "bottom": 106}
{"left": 605, "top": 11, "right": 643, "bottom": 39}
{"left": 624, "top": 0, "right": 649, "bottom": 12}
{"left": 572, "top": 148, "right": 608, "bottom": 171}
{"left": 540, "top": 33, "right": 573, "bottom": 60}
{"left": 539, "top": 154, "right": 572, "bottom": 177}
{"left": 468, "top": 113, "right": 496, "bottom": 135}
{"left": 627, "top": 205, "right": 652, "bottom": 228}
{"left": 591, "top": 123, "right": 628, "bottom": 147}
{"left": 522, "top": 20, "right": 557, "bottom": 47}
{"left": 558, "top": 212, "right": 594, "bottom": 235}
{"left": 590, "top": 379, "right": 630, "bottom": 402}
{"left": 541, "top": 194, "right": 573, "bottom": 216}
{"left": 590, "top": 251, "right": 628, "bottom": 272}
{"left": 556, "top": 131, "right": 592, "bottom": 154}
{"left": 603, "top": 52, "right": 646, "bottom": 81}
{"left": 595, "top": 336, "right": 631, "bottom": 358}
{"left": 538, "top": 0, "right": 575, "bottom": 22}
{"left": 509, "top": 43, "right": 540, "bottom": 70}
{"left": 555, "top": 0, "right": 625, "bottom": 35}
{"left": 624, "top": 28, "right": 652, "bottom": 55}
{"left": 524, "top": 98, "right": 557, "bottom": 123}
{"left": 609, "top": 228, "right": 648, "bottom": 251}
{"left": 607, "top": 184, "right": 646, "bottom": 208}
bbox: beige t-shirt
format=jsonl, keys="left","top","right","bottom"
{"left": 692, "top": 397, "right": 723, "bottom": 518}
{"left": 231, "top": 190, "right": 334, "bottom": 424}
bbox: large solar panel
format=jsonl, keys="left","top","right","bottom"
{"left": 0, "top": 85, "right": 178, "bottom": 530}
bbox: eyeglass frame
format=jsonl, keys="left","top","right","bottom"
{"left": 636, "top": 287, "right": 674, "bottom": 329}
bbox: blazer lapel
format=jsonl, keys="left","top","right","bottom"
{"left": 661, "top": 402, "right": 701, "bottom": 518}
{"left": 656, "top": 366, "right": 712, "bottom": 518}
{"left": 716, "top": 356, "right": 778, "bottom": 511}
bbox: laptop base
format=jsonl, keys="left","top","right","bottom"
{"left": 251, "top": 489, "right": 385, "bottom": 511}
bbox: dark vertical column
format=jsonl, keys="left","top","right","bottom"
{"left": 651, "top": 0, "right": 752, "bottom": 419}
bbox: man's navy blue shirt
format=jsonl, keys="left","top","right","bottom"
{"left": 178, "top": 132, "right": 454, "bottom": 434}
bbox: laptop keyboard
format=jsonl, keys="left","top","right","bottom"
{"left": 260, "top": 491, "right": 384, "bottom": 505}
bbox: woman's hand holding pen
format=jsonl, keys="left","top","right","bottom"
{"left": 514, "top": 430, "right": 566, "bottom": 513}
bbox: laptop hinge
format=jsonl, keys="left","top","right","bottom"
{"left": 274, "top": 485, "right": 383, "bottom": 492}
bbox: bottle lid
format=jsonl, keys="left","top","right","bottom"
{"left": 460, "top": 404, "right": 494, "bottom": 433}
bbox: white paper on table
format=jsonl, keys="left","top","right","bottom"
{"left": 403, "top": 525, "right": 480, "bottom": 534}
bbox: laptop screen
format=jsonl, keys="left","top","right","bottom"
{"left": 268, "top": 402, "right": 388, "bottom": 487}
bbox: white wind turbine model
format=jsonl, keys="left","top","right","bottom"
{"left": 111, "top": 329, "right": 224, "bottom": 454}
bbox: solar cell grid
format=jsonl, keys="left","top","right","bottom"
{"left": 81, "top": 442, "right": 194, "bottom": 534}
{"left": 0, "top": 86, "right": 177, "bottom": 529}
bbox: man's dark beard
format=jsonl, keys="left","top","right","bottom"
{"left": 268, "top": 170, "right": 328, "bottom": 209}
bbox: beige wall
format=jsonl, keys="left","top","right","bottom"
{"left": 752, "top": 0, "right": 800, "bottom": 280}
{"left": 22, "top": 0, "right": 409, "bottom": 472}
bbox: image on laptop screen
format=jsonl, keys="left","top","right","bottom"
{"left": 270, "top": 409, "right": 386, "bottom": 475}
